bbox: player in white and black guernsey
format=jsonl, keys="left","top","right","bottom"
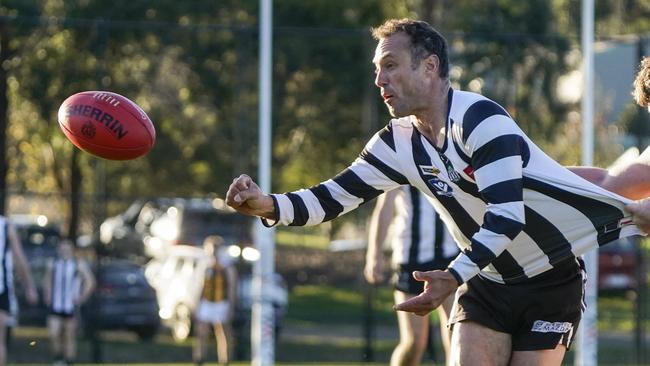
{"left": 226, "top": 19, "right": 650, "bottom": 365}
{"left": 44, "top": 240, "right": 95, "bottom": 366}
{"left": 365, "top": 186, "right": 458, "bottom": 365}
{"left": 0, "top": 216, "right": 38, "bottom": 366}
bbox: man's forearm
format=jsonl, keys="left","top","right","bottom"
{"left": 569, "top": 162, "right": 650, "bottom": 200}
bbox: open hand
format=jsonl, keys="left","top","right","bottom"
{"left": 393, "top": 270, "right": 458, "bottom": 316}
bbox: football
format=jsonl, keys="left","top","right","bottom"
{"left": 57, "top": 91, "right": 156, "bottom": 160}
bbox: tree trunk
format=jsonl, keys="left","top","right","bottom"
{"left": 0, "top": 22, "right": 9, "bottom": 215}
{"left": 67, "top": 148, "right": 82, "bottom": 242}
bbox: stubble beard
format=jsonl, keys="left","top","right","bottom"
{"left": 387, "top": 102, "right": 409, "bottom": 118}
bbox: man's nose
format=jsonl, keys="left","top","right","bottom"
{"left": 375, "top": 70, "right": 387, "bottom": 88}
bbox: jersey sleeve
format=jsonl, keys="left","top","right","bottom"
{"left": 447, "top": 101, "right": 529, "bottom": 283}
{"left": 263, "top": 124, "right": 408, "bottom": 227}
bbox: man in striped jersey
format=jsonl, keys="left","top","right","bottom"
{"left": 43, "top": 240, "right": 95, "bottom": 366}
{"left": 226, "top": 19, "right": 649, "bottom": 365}
{"left": 365, "top": 186, "right": 457, "bottom": 365}
{"left": 0, "top": 216, "right": 38, "bottom": 366}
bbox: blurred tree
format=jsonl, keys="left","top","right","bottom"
{"left": 0, "top": 20, "right": 8, "bottom": 215}
{"left": 0, "top": 0, "right": 42, "bottom": 215}
{"left": 4, "top": 1, "right": 262, "bottom": 236}
{"left": 1, "top": 0, "right": 648, "bottom": 239}
{"left": 272, "top": 0, "right": 413, "bottom": 191}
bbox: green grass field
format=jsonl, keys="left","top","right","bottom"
{"left": 8, "top": 283, "right": 650, "bottom": 365}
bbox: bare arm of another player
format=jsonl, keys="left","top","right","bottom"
{"left": 627, "top": 199, "right": 650, "bottom": 233}
{"left": 76, "top": 260, "right": 96, "bottom": 305}
{"left": 8, "top": 224, "right": 38, "bottom": 305}
{"left": 568, "top": 148, "right": 650, "bottom": 200}
{"left": 226, "top": 174, "right": 276, "bottom": 219}
{"left": 364, "top": 190, "right": 397, "bottom": 284}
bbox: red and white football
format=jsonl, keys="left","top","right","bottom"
{"left": 57, "top": 91, "right": 156, "bottom": 160}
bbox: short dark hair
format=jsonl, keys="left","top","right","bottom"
{"left": 372, "top": 18, "right": 449, "bottom": 78}
{"left": 633, "top": 57, "right": 650, "bottom": 108}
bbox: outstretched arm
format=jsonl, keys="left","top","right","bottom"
{"left": 226, "top": 126, "right": 405, "bottom": 227}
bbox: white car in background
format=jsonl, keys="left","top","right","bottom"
{"left": 145, "top": 245, "right": 209, "bottom": 340}
{"left": 145, "top": 244, "right": 288, "bottom": 341}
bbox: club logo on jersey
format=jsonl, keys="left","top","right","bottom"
{"left": 436, "top": 153, "right": 462, "bottom": 183}
{"left": 531, "top": 320, "right": 573, "bottom": 333}
{"left": 428, "top": 178, "right": 454, "bottom": 197}
{"left": 446, "top": 167, "right": 461, "bottom": 182}
{"left": 419, "top": 165, "right": 440, "bottom": 176}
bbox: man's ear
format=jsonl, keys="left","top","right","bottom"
{"left": 424, "top": 54, "right": 440, "bottom": 75}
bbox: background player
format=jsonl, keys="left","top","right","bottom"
{"left": 365, "top": 186, "right": 457, "bottom": 365}
{"left": 193, "top": 235, "right": 237, "bottom": 366}
{"left": 43, "top": 239, "right": 95, "bottom": 366}
{"left": 0, "top": 215, "right": 37, "bottom": 366}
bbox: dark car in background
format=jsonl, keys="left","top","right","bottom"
{"left": 11, "top": 215, "right": 61, "bottom": 325}
{"left": 98, "top": 199, "right": 173, "bottom": 259}
{"left": 98, "top": 197, "right": 252, "bottom": 260}
{"left": 598, "top": 237, "right": 641, "bottom": 293}
{"left": 82, "top": 260, "right": 160, "bottom": 340}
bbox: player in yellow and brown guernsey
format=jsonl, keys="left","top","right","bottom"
{"left": 193, "top": 236, "right": 237, "bottom": 366}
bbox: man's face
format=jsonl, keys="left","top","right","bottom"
{"left": 58, "top": 242, "right": 73, "bottom": 258}
{"left": 373, "top": 33, "right": 430, "bottom": 118}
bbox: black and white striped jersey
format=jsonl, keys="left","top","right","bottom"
{"left": 49, "top": 258, "right": 81, "bottom": 314}
{"left": 265, "top": 88, "right": 643, "bottom": 285}
{"left": 391, "top": 186, "right": 458, "bottom": 265}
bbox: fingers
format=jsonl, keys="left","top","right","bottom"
{"left": 234, "top": 174, "right": 252, "bottom": 193}
{"left": 226, "top": 174, "right": 253, "bottom": 206}
{"left": 393, "top": 294, "right": 432, "bottom": 316}
{"left": 412, "top": 270, "right": 438, "bottom": 282}
{"left": 412, "top": 271, "right": 427, "bottom": 281}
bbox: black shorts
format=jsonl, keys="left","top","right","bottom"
{"left": 0, "top": 290, "right": 9, "bottom": 313}
{"left": 393, "top": 257, "right": 455, "bottom": 294}
{"left": 449, "top": 259, "right": 585, "bottom": 351}
{"left": 49, "top": 310, "right": 75, "bottom": 319}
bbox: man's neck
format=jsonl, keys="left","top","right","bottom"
{"left": 413, "top": 82, "right": 450, "bottom": 148}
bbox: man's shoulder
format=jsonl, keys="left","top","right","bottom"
{"left": 450, "top": 89, "right": 513, "bottom": 143}
{"left": 451, "top": 90, "right": 508, "bottom": 119}
{"left": 369, "top": 116, "right": 414, "bottom": 150}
